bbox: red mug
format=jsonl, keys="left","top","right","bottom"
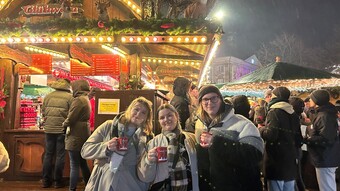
{"left": 200, "top": 131, "right": 212, "bottom": 146}
{"left": 156, "top": 147, "right": 167, "bottom": 162}
{"left": 116, "top": 137, "right": 128, "bottom": 151}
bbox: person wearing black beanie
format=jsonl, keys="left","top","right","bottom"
{"left": 258, "top": 86, "right": 303, "bottom": 191}
{"left": 305, "top": 89, "right": 340, "bottom": 191}
{"left": 310, "top": 89, "right": 330, "bottom": 106}
{"left": 194, "top": 85, "right": 264, "bottom": 191}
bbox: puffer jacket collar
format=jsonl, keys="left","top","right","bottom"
{"left": 50, "top": 79, "right": 71, "bottom": 92}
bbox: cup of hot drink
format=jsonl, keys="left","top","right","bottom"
{"left": 116, "top": 137, "right": 128, "bottom": 151}
{"left": 156, "top": 146, "right": 167, "bottom": 162}
{"left": 200, "top": 131, "right": 212, "bottom": 146}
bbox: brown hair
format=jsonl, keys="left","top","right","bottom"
{"left": 156, "top": 103, "right": 182, "bottom": 131}
{"left": 197, "top": 95, "right": 225, "bottom": 125}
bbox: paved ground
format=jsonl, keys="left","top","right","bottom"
{"left": 0, "top": 180, "right": 85, "bottom": 191}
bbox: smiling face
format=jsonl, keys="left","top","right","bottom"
{"left": 158, "top": 108, "right": 178, "bottom": 131}
{"left": 201, "top": 92, "right": 222, "bottom": 119}
{"left": 130, "top": 103, "right": 148, "bottom": 127}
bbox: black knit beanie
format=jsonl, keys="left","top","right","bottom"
{"left": 198, "top": 85, "right": 223, "bottom": 103}
{"left": 310, "top": 89, "right": 330, "bottom": 106}
{"left": 272, "top": 86, "right": 291, "bottom": 101}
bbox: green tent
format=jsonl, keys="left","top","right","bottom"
{"left": 227, "top": 62, "right": 340, "bottom": 86}
{"left": 219, "top": 62, "right": 340, "bottom": 97}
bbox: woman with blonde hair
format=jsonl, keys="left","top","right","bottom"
{"left": 138, "top": 103, "right": 199, "bottom": 191}
{"left": 81, "top": 97, "right": 154, "bottom": 191}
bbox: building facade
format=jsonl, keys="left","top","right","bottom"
{"left": 209, "top": 55, "right": 261, "bottom": 84}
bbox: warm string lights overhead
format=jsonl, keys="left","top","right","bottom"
{"left": 121, "top": 35, "right": 208, "bottom": 44}
{"left": 28, "top": 66, "right": 44, "bottom": 74}
{"left": 25, "top": 45, "right": 68, "bottom": 58}
{"left": 0, "top": 0, "right": 7, "bottom": 10}
{"left": 101, "top": 45, "right": 127, "bottom": 58}
{"left": 0, "top": 36, "right": 114, "bottom": 44}
{"left": 118, "top": 0, "right": 141, "bottom": 16}
{"left": 198, "top": 40, "right": 220, "bottom": 86}
{"left": 142, "top": 57, "right": 201, "bottom": 68}
{"left": 220, "top": 78, "right": 340, "bottom": 94}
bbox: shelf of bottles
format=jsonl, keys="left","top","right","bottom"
{"left": 20, "top": 100, "right": 42, "bottom": 129}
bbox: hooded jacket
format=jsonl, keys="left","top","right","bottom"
{"left": 63, "top": 80, "right": 91, "bottom": 151}
{"left": 170, "top": 77, "right": 191, "bottom": 129}
{"left": 42, "top": 79, "right": 73, "bottom": 134}
{"left": 260, "top": 98, "right": 303, "bottom": 180}
{"left": 306, "top": 103, "right": 340, "bottom": 167}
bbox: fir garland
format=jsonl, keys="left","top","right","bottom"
{"left": 0, "top": 18, "right": 223, "bottom": 38}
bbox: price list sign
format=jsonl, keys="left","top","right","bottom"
{"left": 70, "top": 59, "right": 92, "bottom": 76}
{"left": 19, "top": 54, "right": 52, "bottom": 75}
{"left": 92, "top": 54, "right": 120, "bottom": 76}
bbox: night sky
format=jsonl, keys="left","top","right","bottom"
{"left": 213, "top": 0, "right": 340, "bottom": 59}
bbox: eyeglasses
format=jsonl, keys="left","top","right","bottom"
{"left": 202, "top": 96, "right": 220, "bottom": 104}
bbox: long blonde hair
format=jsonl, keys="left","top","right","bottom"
{"left": 122, "top": 97, "right": 153, "bottom": 136}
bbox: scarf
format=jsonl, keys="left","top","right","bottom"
{"left": 163, "top": 129, "right": 188, "bottom": 191}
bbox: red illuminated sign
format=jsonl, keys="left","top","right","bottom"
{"left": 19, "top": 54, "right": 52, "bottom": 75}
{"left": 92, "top": 54, "right": 120, "bottom": 76}
{"left": 70, "top": 59, "right": 92, "bottom": 76}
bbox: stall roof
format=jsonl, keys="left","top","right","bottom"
{"left": 226, "top": 62, "right": 340, "bottom": 86}
{"left": 0, "top": 0, "right": 222, "bottom": 87}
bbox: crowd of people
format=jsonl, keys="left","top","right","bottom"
{"left": 5, "top": 76, "right": 336, "bottom": 191}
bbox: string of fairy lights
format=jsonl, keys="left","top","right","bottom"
{"left": 0, "top": 35, "right": 208, "bottom": 44}
{"left": 0, "top": 0, "right": 7, "bottom": 10}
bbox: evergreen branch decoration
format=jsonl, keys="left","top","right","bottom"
{"left": 0, "top": 18, "right": 222, "bottom": 38}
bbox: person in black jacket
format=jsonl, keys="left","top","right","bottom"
{"left": 195, "top": 85, "right": 264, "bottom": 191}
{"left": 305, "top": 89, "right": 340, "bottom": 191}
{"left": 170, "top": 77, "right": 191, "bottom": 131}
{"left": 62, "top": 80, "right": 91, "bottom": 191}
{"left": 259, "top": 86, "right": 303, "bottom": 191}
{"left": 289, "top": 96, "right": 306, "bottom": 191}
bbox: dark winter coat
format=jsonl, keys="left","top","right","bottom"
{"left": 42, "top": 79, "right": 73, "bottom": 134}
{"left": 170, "top": 77, "right": 191, "bottom": 129}
{"left": 305, "top": 103, "right": 340, "bottom": 168}
{"left": 195, "top": 103, "right": 264, "bottom": 191}
{"left": 63, "top": 80, "right": 91, "bottom": 151}
{"left": 259, "top": 99, "right": 303, "bottom": 180}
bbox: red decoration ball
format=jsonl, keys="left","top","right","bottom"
{"left": 98, "top": 21, "right": 105, "bottom": 28}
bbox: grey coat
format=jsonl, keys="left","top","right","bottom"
{"left": 63, "top": 80, "right": 91, "bottom": 151}
{"left": 81, "top": 118, "right": 150, "bottom": 191}
{"left": 42, "top": 79, "right": 73, "bottom": 134}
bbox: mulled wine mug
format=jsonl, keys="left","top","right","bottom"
{"left": 200, "top": 131, "right": 212, "bottom": 146}
{"left": 116, "top": 137, "right": 128, "bottom": 151}
{"left": 156, "top": 146, "right": 167, "bottom": 162}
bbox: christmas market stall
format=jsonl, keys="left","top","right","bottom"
{"left": 0, "top": 0, "right": 222, "bottom": 180}
{"left": 219, "top": 61, "right": 340, "bottom": 99}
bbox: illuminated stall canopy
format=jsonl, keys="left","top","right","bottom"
{"left": 0, "top": 0, "right": 223, "bottom": 89}
{"left": 220, "top": 62, "right": 340, "bottom": 97}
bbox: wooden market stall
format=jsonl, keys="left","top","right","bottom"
{"left": 0, "top": 0, "right": 222, "bottom": 180}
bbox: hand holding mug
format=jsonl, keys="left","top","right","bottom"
{"left": 107, "top": 137, "right": 118, "bottom": 151}
{"left": 200, "top": 132, "right": 213, "bottom": 148}
{"left": 147, "top": 147, "right": 158, "bottom": 163}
